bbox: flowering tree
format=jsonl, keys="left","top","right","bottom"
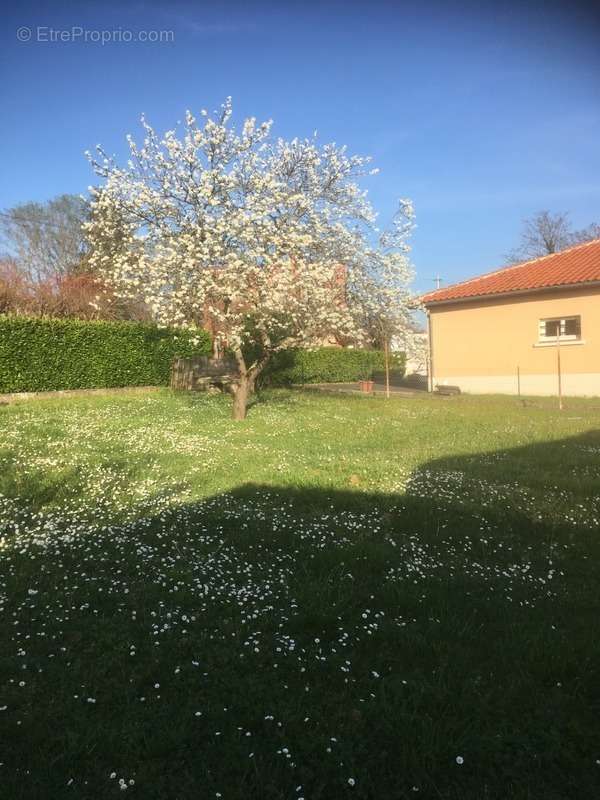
{"left": 85, "top": 99, "right": 415, "bottom": 419}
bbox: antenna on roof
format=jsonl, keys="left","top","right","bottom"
{"left": 432, "top": 274, "right": 443, "bottom": 290}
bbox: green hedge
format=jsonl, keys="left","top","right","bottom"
{"left": 263, "top": 347, "right": 405, "bottom": 386}
{"left": 0, "top": 316, "right": 211, "bottom": 393}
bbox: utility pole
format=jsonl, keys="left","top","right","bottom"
{"left": 557, "top": 322, "right": 563, "bottom": 411}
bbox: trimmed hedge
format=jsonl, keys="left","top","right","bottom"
{"left": 263, "top": 347, "right": 405, "bottom": 386}
{"left": 0, "top": 315, "right": 211, "bottom": 393}
{"left": 0, "top": 317, "right": 404, "bottom": 395}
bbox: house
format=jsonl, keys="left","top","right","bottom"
{"left": 420, "top": 239, "right": 600, "bottom": 397}
{"left": 392, "top": 327, "right": 428, "bottom": 378}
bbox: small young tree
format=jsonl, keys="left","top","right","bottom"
{"left": 354, "top": 207, "right": 417, "bottom": 396}
{"left": 84, "top": 99, "right": 415, "bottom": 419}
{"left": 0, "top": 259, "right": 31, "bottom": 314}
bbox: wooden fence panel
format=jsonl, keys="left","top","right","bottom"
{"left": 171, "top": 357, "right": 239, "bottom": 391}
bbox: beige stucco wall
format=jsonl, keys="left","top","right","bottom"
{"left": 428, "top": 286, "right": 600, "bottom": 396}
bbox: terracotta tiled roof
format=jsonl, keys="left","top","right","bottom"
{"left": 420, "top": 238, "right": 600, "bottom": 305}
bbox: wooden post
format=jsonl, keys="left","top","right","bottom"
{"left": 383, "top": 336, "right": 391, "bottom": 399}
{"left": 426, "top": 309, "right": 434, "bottom": 393}
{"left": 557, "top": 325, "right": 563, "bottom": 411}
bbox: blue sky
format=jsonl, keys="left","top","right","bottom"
{"left": 2, "top": 0, "right": 600, "bottom": 292}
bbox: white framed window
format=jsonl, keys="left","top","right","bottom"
{"left": 538, "top": 315, "right": 581, "bottom": 342}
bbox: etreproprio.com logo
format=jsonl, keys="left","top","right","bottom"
{"left": 16, "top": 26, "right": 175, "bottom": 44}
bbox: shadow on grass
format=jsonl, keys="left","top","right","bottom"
{"left": 1, "top": 433, "right": 599, "bottom": 799}
{"left": 0, "top": 449, "right": 163, "bottom": 517}
{"left": 422, "top": 428, "right": 600, "bottom": 499}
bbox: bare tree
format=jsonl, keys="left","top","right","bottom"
{"left": 571, "top": 221, "right": 600, "bottom": 245}
{"left": 506, "top": 210, "right": 600, "bottom": 264}
{"left": 505, "top": 210, "right": 573, "bottom": 263}
{"left": 0, "top": 193, "right": 150, "bottom": 321}
{"left": 0, "top": 194, "right": 89, "bottom": 281}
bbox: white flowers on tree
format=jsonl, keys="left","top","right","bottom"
{"left": 84, "top": 98, "right": 415, "bottom": 419}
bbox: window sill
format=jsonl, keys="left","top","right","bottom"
{"left": 533, "top": 340, "right": 586, "bottom": 348}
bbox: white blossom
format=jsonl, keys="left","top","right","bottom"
{"left": 85, "top": 99, "right": 415, "bottom": 418}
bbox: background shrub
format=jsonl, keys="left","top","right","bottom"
{"left": 263, "top": 347, "right": 406, "bottom": 386}
{"left": 0, "top": 315, "right": 211, "bottom": 393}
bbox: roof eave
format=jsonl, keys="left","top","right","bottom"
{"left": 422, "top": 280, "right": 600, "bottom": 308}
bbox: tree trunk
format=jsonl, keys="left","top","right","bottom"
{"left": 232, "top": 376, "right": 253, "bottom": 421}
{"left": 231, "top": 348, "right": 269, "bottom": 421}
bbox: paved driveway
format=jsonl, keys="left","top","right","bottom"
{"left": 303, "top": 382, "right": 428, "bottom": 396}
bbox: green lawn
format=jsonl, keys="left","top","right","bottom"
{"left": 1, "top": 388, "right": 599, "bottom": 799}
